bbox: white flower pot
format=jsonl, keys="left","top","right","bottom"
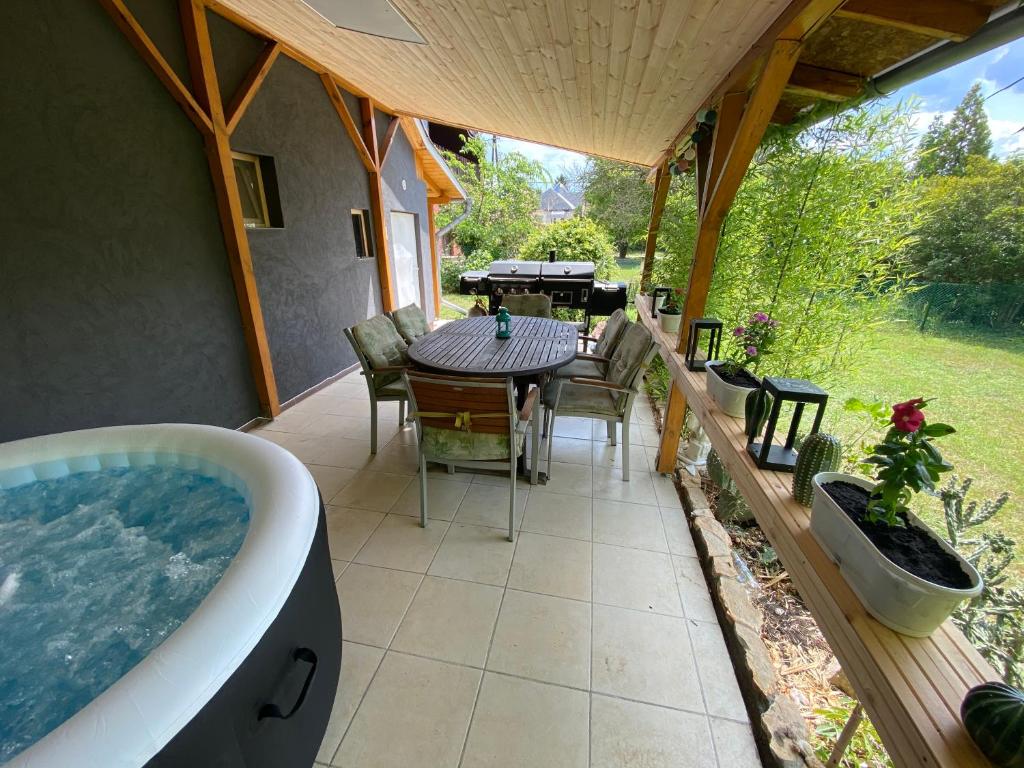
{"left": 658, "top": 311, "right": 681, "bottom": 334}
{"left": 704, "top": 361, "right": 757, "bottom": 418}
{"left": 810, "top": 472, "right": 983, "bottom": 637}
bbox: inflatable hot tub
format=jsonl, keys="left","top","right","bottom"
{"left": 0, "top": 424, "right": 342, "bottom": 767}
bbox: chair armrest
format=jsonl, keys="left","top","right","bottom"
{"left": 518, "top": 387, "right": 539, "bottom": 422}
{"left": 367, "top": 365, "right": 412, "bottom": 375}
{"left": 568, "top": 377, "right": 631, "bottom": 393}
{"left": 579, "top": 335, "right": 600, "bottom": 343}
{"left": 575, "top": 353, "right": 609, "bottom": 363}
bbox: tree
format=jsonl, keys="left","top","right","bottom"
{"left": 519, "top": 217, "right": 616, "bottom": 279}
{"left": 914, "top": 83, "right": 992, "bottom": 177}
{"left": 437, "top": 135, "right": 544, "bottom": 260}
{"left": 581, "top": 158, "right": 653, "bottom": 258}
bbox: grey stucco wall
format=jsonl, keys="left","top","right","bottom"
{"left": 0, "top": 0, "right": 259, "bottom": 442}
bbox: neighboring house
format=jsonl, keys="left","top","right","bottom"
{"left": 536, "top": 182, "right": 582, "bottom": 224}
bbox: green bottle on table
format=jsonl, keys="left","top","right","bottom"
{"left": 495, "top": 306, "right": 512, "bottom": 339}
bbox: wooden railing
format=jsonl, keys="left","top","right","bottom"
{"left": 636, "top": 294, "right": 995, "bottom": 768}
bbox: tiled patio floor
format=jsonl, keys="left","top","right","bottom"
{"left": 251, "top": 371, "right": 761, "bottom": 768}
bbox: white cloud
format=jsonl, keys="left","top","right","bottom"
{"left": 991, "top": 119, "right": 1024, "bottom": 154}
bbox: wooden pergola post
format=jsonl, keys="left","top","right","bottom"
{"left": 638, "top": 162, "right": 671, "bottom": 294}
{"left": 361, "top": 98, "right": 397, "bottom": 312}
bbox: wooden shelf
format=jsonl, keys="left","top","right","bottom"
{"left": 636, "top": 295, "right": 994, "bottom": 768}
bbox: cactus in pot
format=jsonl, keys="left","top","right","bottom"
{"left": 792, "top": 433, "right": 841, "bottom": 505}
{"left": 744, "top": 389, "right": 772, "bottom": 440}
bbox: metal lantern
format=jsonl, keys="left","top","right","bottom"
{"left": 651, "top": 286, "right": 672, "bottom": 317}
{"left": 684, "top": 317, "right": 722, "bottom": 372}
{"left": 746, "top": 377, "right": 828, "bottom": 471}
{"left": 495, "top": 306, "right": 512, "bottom": 339}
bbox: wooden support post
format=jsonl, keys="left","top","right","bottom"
{"left": 427, "top": 199, "right": 441, "bottom": 319}
{"left": 321, "top": 75, "right": 375, "bottom": 173}
{"left": 826, "top": 703, "right": 864, "bottom": 767}
{"left": 379, "top": 117, "right": 400, "bottom": 168}
{"left": 656, "top": 381, "right": 688, "bottom": 472}
{"left": 360, "top": 98, "right": 397, "bottom": 312}
{"left": 178, "top": 0, "right": 280, "bottom": 416}
{"left": 639, "top": 162, "right": 671, "bottom": 293}
{"left": 225, "top": 41, "right": 280, "bottom": 134}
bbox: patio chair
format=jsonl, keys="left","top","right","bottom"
{"left": 388, "top": 303, "right": 431, "bottom": 344}
{"left": 500, "top": 293, "right": 552, "bottom": 318}
{"left": 555, "top": 307, "right": 629, "bottom": 380}
{"left": 403, "top": 370, "right": 539, "bottom": 541}
{"left": 542, "top": 322, "right": 658, "bottom": 481}
{"left": 343, "top": 315, "right": 411, "bottom": 454}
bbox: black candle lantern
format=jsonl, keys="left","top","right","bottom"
{"left": 684, "top": 317, "right": 722, "bottom": 372}
{"left": 746, "top": 377, "right": 828, "bottom": 472}
{"left": 650, "top": 286, "right": 672, "bottom": 318}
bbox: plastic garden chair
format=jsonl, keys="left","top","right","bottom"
{"left": 555, "top": 307, "right": 629, "bottom": 380}
{"left": 388, "top": 303, "right": 431, "bottom": 344}
{"left": 500, "top": 293, "right": 552, "bottom": 318}
{"left": 343, "top": 315, "right": 410, "bottom": 454}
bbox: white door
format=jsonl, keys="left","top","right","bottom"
{"left": 389, "top": 211, "right": 421, "bottom": 308}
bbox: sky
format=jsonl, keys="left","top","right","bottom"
{"left": 491, "top": 38, "right": 1024, "bottom": 181}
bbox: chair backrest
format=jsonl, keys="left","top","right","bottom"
{"left": 604, "top": 322, "right": 657, "bottom": 400}
{"left": 389, "top": 304, "right": 430, "bottom": 343}
{"left": 500, "top": 293, "right": 552, "bottom": 318}
{"left": 593, "top": 308, "right": 628, "bottom": 358}
{"left": 346, "top": 315, "right": 408, "bottom": 372}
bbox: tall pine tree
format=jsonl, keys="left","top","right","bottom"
{"left": 914, "top": 83, "right": 992, "bottom": 176}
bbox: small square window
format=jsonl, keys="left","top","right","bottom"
{"left": 232, "top": 151, "right": 271, "bottom": 229}
{"left": 352, "top": 209, "right": 373, "bottom": 258}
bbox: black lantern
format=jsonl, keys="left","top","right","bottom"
{"left": 746, "top": 377, "right": 828, "bottom": 471}
{"left": 650, "top": 286, "right": 672, "bottom": 318}
{"left": 684, "top": 317, "right": 722, "bottom": 372}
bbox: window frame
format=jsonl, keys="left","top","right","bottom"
{"left": 351, "top": 208, "right": 373, "bottom": 259}
{"left": 231, "top": 150, "right": 271, "bottom": 229}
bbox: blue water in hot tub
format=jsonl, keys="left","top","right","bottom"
{"left": 0, "top": 464, "right": 250, "bottom": 763}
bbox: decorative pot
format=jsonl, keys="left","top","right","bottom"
{"left": 704, "top": 361, "right": 758, "bottom": 418}
{"left": 658, "top": 311, "right": 681, "bottom": 334}
{"left": 810, "top": 471, "right": 983, "bottom": 637}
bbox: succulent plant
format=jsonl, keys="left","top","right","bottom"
{"left": 706, "top": 449, "right": 753, "bottom": 523}
{"left": 792, "top": 432, "right": 842, "bottom": 506}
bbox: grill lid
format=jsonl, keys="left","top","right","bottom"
{"left": 488, "top": 260, "right": 542, "bottom": 278}
{"left": 540, "top": 261, "right": 595, "bottom": 280}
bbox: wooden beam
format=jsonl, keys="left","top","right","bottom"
{"left": 96, "top": 0, "right": 213, "bottom": 135}
{"left": 321, "top": 75, "right": 376, "bottom": 173}
{"left": 786, "top": 63, "right": 863, "bottom": 102}
{"left": 178, "top": 0, "right": 280, "bottom": 416}
{"left": 639, "top": 163, "right": 671, "bottom": 293}
{"left": 835, "top": 0, "right": 989, "bottom": 42}
{"left": 656, "top": 381, "right": 688, "bottom": 473}
{"left": 379, "top": 117, "right": 401, "bottom": 169}
{"left": 225, "top": 41, "right": 280, "bottom": 134}
{"left": 701, "top": 90, "right": 747, "bottom": 219}
{"left": 427, "top": 198, "right": 442, "bottom": 319}
{"left": 360, "top": 97, "right": 397, "bottom": 312}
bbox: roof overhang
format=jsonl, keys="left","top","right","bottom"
{"left": 400, "top": 116, "right": 467, "bottom": 203}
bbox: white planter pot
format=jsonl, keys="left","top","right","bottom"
{"left": 658, "top": 311, "right": 681, "bottom": 334}
{"left": 704, "top": 361, "right": 757, "bottom": 418}
{"left": 810, "top": 472, "right": 983, "bottom": 637}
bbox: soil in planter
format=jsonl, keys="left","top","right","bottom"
{"left": 822, "top": 481, "right": 972, "bottom": 589}
{"left": 707, "top": 363, "right": 759, "bottom": 389}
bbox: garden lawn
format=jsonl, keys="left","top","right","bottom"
{"left": 824, "top": 321, "right": 1024, "bottom": 579}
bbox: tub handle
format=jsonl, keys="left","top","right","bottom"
{"left": 257, "top": 647, "right": 318, "bottom": 721}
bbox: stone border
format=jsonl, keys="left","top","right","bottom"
{"left": 678, "top": 478, "right": 822, "bottom": 768}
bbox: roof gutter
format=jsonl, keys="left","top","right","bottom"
{"left": 435, "top": 198, "right": 471, "bottom": 239}
{"left": 865, "top": 4, "right": 1024, "bottom": 98}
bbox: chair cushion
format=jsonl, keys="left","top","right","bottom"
{"left": 554, "top": 358, "right": 606, "bottom": 379}
{"left": 351, "top": 315, "right": 409, "bottom": 386}
{"left": 606, "top": 322, "right": 651, "bottom": 389}
{"left": 542, "top": 380, "right": 620, "bottom": 416}
{"left": 501, "top": 294, "right": 552, "bottom": 318}
{"left": 377, "top": 381, "right": 407, "bottom": 398}
{"left": 421, "top": 426, "right": 523, "bottom": 461}
{"left": 391, "top": 304, "right": 430, "bottom": 343}
{"left": 593, "top": 308, "right": 628, "bottom": 358}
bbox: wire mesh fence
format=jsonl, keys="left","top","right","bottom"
{"left": 902, "top": 282, "right": 1024, "bottom": 333}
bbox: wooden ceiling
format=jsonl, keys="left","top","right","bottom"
{"left": 209, "top": 0, "right": 1003, "bottom": 167}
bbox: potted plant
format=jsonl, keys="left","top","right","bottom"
{"left": 810, "top": 398, "right": 982, "bottom": 637}
{"left": 705, "top": 311, "right": 778, "bottom": 418}
{"left": 657, "top": 289, "right": 683, "bottom": 333}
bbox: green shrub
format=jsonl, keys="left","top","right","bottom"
{"left": 520, "top": 218, "right": 616, "bottom": 279}
{"left": 439, "top": 249, "right": 495, "bottom": 294}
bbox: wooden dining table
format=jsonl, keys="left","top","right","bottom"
{"left": 407, "top": 315, "right": 578, "bottom": 481}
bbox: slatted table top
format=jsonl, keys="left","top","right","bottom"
{"left": 409, "top": 317, "right": 577, "bottom": 377}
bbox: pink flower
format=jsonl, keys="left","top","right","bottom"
{"left": 733, "top": 326, "right": 745, "bottom": 337}
{"left": 891, "top": 398, "right": 926, "bottom": 433}
{"left": 746, "top": 345, "right": 758, "bottom": 357}
{"left": 752, "top": 311, "right": 770, "bottom": 323}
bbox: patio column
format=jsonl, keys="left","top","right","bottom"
{"left": 638, "top": 161, "right": 671, "bottom": 294}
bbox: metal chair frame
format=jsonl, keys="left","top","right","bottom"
{"left": 343, "top": 325, "right": 409, "bottom": 454}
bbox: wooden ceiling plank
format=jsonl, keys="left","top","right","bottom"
{"left": 225, "top": 40, "right": 280, "bottom": 134}
{"left": 785, "top": 62, "right": 863, "bottom": 101}
{"left": 835, "top": 0, "right": 990, "bottom": 42}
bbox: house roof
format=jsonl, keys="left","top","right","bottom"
{"left": 210, "top": 0, "right": 1009, "bottom": 167}
{"left": 540, "top": 184, "right": 581, "bottom": 212}
{"left": 399, "top": 117, "right": 466, "bottom": 203}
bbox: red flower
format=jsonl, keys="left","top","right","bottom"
{"left": 891, "top": 398, "right": 926, "bottom": 433}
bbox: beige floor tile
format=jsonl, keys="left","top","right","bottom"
{"left": 633, "top": 403, "right": 657, "bottom": 425}
{"left": 541, "top": 461, "right": 593, "bottom": 497}
{"left": 592, "top": 604, "right": 704, "bottom": 711}
{"left": 461, "top": 673, "right": 589, "bottom": 768}
{"left": 264, "top": 407, "right": 317, "bottom": 434}
{"left": 593, "top": 498, "right": 669, "bottom": 552}
{"left": 317, "top": 396, "right": 379, "bottom": 418}
{"left": 593, "top": 544, "right": 681, "bottom": 616}
{"left": 661, "top": 507, "right": 699, "bottom": 557}
{"left": 320, "top": 380, "right": 369, "bottom": 400}
{"left": 363, "top": 441, "right": 419, "bottom": 475}
{"left": 673, "top": 555, "right": 718, "bottom": 622}
{"left": 690, "top": 620, "right": 749, "bottom": 721}
{"left": 303, "top": 413, "right": 377, "bottom": 438}
{"left": 426, "top": 461, "right": 475, "bottom": 482}
{"left": 520, "top": 490, "right": 592, "bottom": 540}
{"left": 551, "top": 416, "right": 594, "bottom": 441}
{"left": 325, "top": 506, "right": 385, "bottom": 561}
{"left": 330, "top": 470, "right": 412, "bottom": 511}
{"left": 428, "top": 523, "right": 515, "bottom": 586}
{"left": 710, "top": 716, "right": 762, "bottom": 767}
{"left": 487, "top": 590, "right": 591, "bottom": 688}
{"left": 307, "top": 464, "right": 358, "bottom": 502}
{"left": 316, "top": 641, "right": 385, "bottom": 764}
{"left": 593, "top": 469, "right": 660, "bottom": 506}
{"left": 592, "top": 440, "right": 650, "bottom": 471}
{"left": 535, "top": 435, "right": 593, "bottom": 466}
{"left": 353, "top": 513, "right": 449, "bottom": 573}
{"left": 590, "top": 694, "right": 715, "bottom": 768}
{"left": 391, "top": 576, "right": 503, "bottom": 667}
{"left": 333, "top": 652, "right": 480, "bottom": 768}
{"left": 454, "top": 483, "right": 528, "bottom": 530}
{"left": 652, "top": 472, "right": 684, "bottom": 509}
{"left": 389, "top": 477, "right": 469, "bottom": 521}
{"left": 469, "top": 470, "right": 533, "bottom": 489}
{"left": 507, "top": 532, "right": 591, "bottom": 601}
{"left": 336, "top": 564, "right": 422, "bottom": 647}
{"left": 331, "top": 559, "right": 349, "bottom": 581}
{"left": 309, "top": 436, "right": 376, "bottom": 470}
